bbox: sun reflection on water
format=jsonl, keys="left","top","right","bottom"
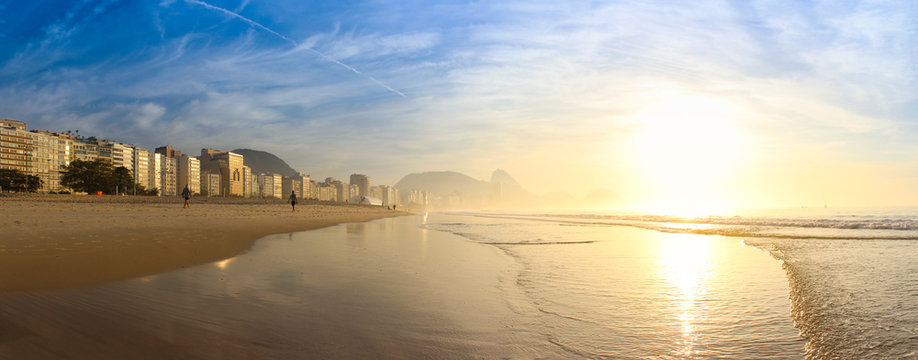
{"left": 658, "top": 234, "right": 714, "bottom": 358}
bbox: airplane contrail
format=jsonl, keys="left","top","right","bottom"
{"left": 185, "top": 0, "right": 407, "bottom": 98}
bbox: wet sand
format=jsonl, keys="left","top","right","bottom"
{"left": 0, "top": 215, "right": 562, "bottom": 359}
{"left": 0, "top": 194, "right": 406, "bottom": 292}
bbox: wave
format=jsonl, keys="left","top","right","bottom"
{"left": 462, "top": 213, "right": 918, "bottom": 240}
{"left": 551, "top": 214, "right": 918, "bottom": 231}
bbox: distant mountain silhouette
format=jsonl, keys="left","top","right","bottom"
{"left": 394, "top": 170, "right": 623, "bottom": 209}
{"left": 394, "top": 169, "right": 536, "bottom": 208}
{"left": 231, "top": 148, "right": 298, "bottom": 176}
{"left": 490, "top": 169, "right": 522, "bottom": 189}
{"left": 394, "top": 171, "right": 491, "bottom": 198}
{"left": 489, "top": 169, "right": 534, "bottom": 204}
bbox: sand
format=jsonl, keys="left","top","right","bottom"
{"left": 0, "top": 193, "right": 407, "bottom": 292}
{"left": 0, "top": 215, "right": 563, "bottom": 359}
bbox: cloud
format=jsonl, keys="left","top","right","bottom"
{"left": 183, "top": 0, "right": 407, "bottom": 97}
{"left": 2, "top": 0, "right": 917, "bottom": 199}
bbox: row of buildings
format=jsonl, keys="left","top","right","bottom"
{"left": 1, "top": 119, "right": 428, "bottom": 207}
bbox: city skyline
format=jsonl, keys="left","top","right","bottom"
{"left": 2, "top": 1, "right": 917, "bottom": 211}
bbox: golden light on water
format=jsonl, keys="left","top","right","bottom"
{"left": 630, "top": 95, "right": 746, "bottom": 217}
{"left": 658, "top": 234, "right": 714, "bottom": 357}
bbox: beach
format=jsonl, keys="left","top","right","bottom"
{"left": 0, "top": 194, "right": 406, "bottom": 292}
{"left": 0, "top": 212, "right": 564, "bottom": 359}
{"left": 1, "top": 209, "right": 809, "bottom": 359}
{"left": 7, "top": 202, "right": 914, "bottom": 358}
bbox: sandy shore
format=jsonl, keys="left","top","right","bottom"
{"left": 0, "top": 193, "right": 407, "bottom": 292}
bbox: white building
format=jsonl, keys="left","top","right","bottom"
{"left": 133, "top": 147, "right": 152, "bottom": 192}
{"left": 178, "top": 154, "right": 200, "bottom": 196}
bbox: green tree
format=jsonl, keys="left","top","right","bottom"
{"left": 26, "top": 174, "right": 42, "bottom": 192}
{"left": 111, "top": 166, "right": 134, "bottom": 194}
{"left": 61, "top": 159, "right": 115, "bottom": 194}
{"left": 0, "top": 169, "right": 42, "bottom": 192}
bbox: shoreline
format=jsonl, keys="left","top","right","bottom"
{"left": 1, "top": 194, "right": 409, "bottom": 292}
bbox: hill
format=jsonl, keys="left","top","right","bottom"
{"left": 231, "top": 149, "right": 298, "bottom": 176}
{"left": 394, "top": 169, "right": 536, "bottom": 207}
{"left": 394, "top": 171, "right": 491, "bottom": 198}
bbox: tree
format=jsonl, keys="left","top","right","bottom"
{"left": 111, "top": 166, "right": 134, "bottom": 194}
{"left": 0, "top": 169, "right": 42, "bottom": 192}
{"left": 61, "top": 159, "right": 115, "bottom": 194}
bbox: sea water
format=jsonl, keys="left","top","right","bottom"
{"left": 433, "top": 207, "right": 918, "bottom": 359}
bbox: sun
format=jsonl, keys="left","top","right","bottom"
{"left": 629, "top": 95, "right": 745, "bottom": 216}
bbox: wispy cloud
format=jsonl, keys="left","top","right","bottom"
{"left": 183, "top": 0, "right": 407, "bottom": 98}
{"left": 1, "top": 0, "right": 916, "bottom": 200}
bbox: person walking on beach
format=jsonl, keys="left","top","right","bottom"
{"left": 182, "top": 184, "right": 191, "bottom": 209}
{"left": 288, "top": 190, "right": 297, "bottom": 212}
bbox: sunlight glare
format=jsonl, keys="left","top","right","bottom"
{"left": 630, "top": 95, "right": 745, "bottom": 216}
{"left": 658, "top": 234, "right": 714, "bottom": 358}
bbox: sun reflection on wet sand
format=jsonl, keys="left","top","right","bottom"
{"left": 658, "top": 234, "right": 714, "bottom": 358}
{"left": 214, "top": 258, "right": 234, "bottom": 270}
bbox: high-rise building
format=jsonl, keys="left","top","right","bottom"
{"left": 177, "top": 154, "right": 200, "bottom": 196}
{"left": 349, "top": 184, "right": 359, "bottom": 200}
{"left": 132, "top": 147, "right": 152, "bottom": 192}
{"left": 200, "top": 148, "right": 244, "bottom": 197}
{"left": 72, "top": 137, "right": 100, "bottom": 162}
{"left": 103, "top": 141, "right": 134, "bottom": 172}
{"left": 155, "top": 145, "right": 183, "bottom": 196}
{"left": 315, "top": 182, "right": 337, "bottom": 202}
{"left": 150, "top": 152, "right": 162, "bottom": 195}
{"left": 256, "top": 173, "right": 283, "bottom": 199}
{"left": 379, "top": 185, "right": 399, "bottom": 208}
{"left": 0, "top": 119, "right": 34, "bottom": 175}
{"left": 159, "top": 156, "right": 177, "bottom": 196}
{"left": 292, "top": 173, "right": 310, "bottom": 199}
{"left": 201, "top": 170, "right": 221, "bottom": 197}
{"left": 282, "top": 176, "right": 301, "bottom": 199}
{"left": 30, "top": 130, "right": 73, "bottom": 192}
{"left": 350, "top": 174, "right": 369, "bottom": 196}
{"left": 333, "top": 180, "right": 347, "bottom": 202}
{"left": 154, "top": 145, "right": 181, "bottom": 159}
{"left": 242, "top": 165, "right": 253, "bottom": 198}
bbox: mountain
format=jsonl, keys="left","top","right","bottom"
{"left": 394, "top": 171, "right": 491, "bottom": 198}
{"left": 490, "top": 169, "right": 522, "bottom": 189}
{"left": 231, "top": 149, "right": 298, "bottom": 176}
{"left": 489, "top": 169, "right": 534, "bottom": 204}
{"left": 394, "top": 169, "right": 536, "bottom": 208}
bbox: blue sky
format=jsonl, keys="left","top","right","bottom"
{"left": 2, "top": 0, "right": 916, "bottom": 207}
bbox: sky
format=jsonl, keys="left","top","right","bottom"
{"left": 1, "top": 0, "right": 916, "bottom": 211}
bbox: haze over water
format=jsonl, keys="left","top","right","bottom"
{"left": 460, "top": 206, "right": 918, "bottom": 358}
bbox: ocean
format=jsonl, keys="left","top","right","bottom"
{"left": 428, "top": 207, "right": 918, "bottom": 359}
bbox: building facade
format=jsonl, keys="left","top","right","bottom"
{"left": 201, "top": 170, "right": 222, "bottom": 197}
{"left": 160, "top": 156, "right": 177, "bottom": 196}
{"left": 200, "top": 149, "right": 244, "bottom": 197}
{"left": 177, "top": 154, "right": 200, "bottom": 196}
{"left": 242, "top": 165, "right": 253, "bottom": 198}
{"left": 30, "top": 130, "right": 73, "bottom": 192}
{"left": 0, "top": 120, "right": 33, "bottom": 175}
{"left": 150, "top": 152, "right": 162, "bottom": 195}
{"left": 350, "top": 174, "right": 369, "bottom": 196}
{"left": 103, "top": 141, "right": 134, "bottom": 172}
{"left": 132, "top": 147, "right": 152, "bottom": 192}
{"left": 282, "top": 176, "right": 301, "bottom": 199}
{"left": 72, "top": 137, "right": 100, "bottom": 162}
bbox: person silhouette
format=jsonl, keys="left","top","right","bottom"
{"left": 288, "top": 190, "right": 297, "bottom": 212}
{"left": 182, "top": 184, "right": 191, "bottom": 209}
